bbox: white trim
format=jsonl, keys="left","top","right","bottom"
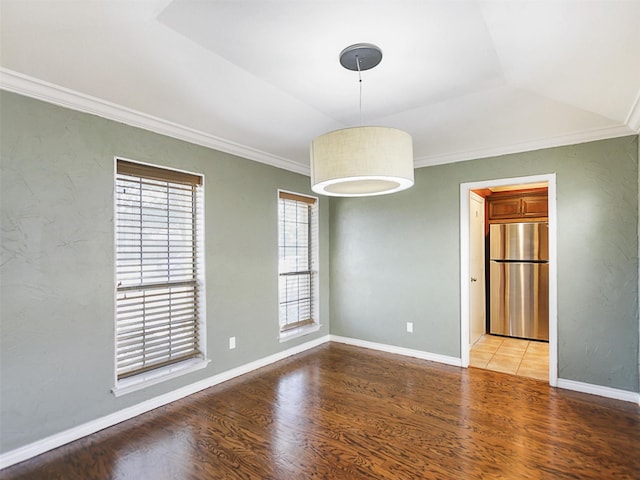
{"left": 5, "top": 334, "right": 639, "bottom": 469}
{"left": 0, "top": 335, "right": 330, "bottom": 470}
{"left": 0, "top": 68, "right": 308, "bottom": 176}
{"left": 279, "top": 323, "right": 321, "bottom": 343}
{"left": 112, "top": 157, "right": 209, "bottom": 395}
{"left": 459, "top": 174, "right": 558, "bottom": 387}
{"left": 112, "top": 358, "right": 209, "bottom": 397}
{"left": 557, "top": 378, "right": 640, "bottom": 405}
{"left": 459, "top": 184, "right": 470, "bottom": 368}
{"left": 625, "top": 88, "right": 640, "bottom": 133}
{"left": 1, "top": 68, "right": 635, "bottom": 176}
{"left": 415, "top": 125, "right": 634, "bottom": 168}
{"left": 276, "top": 189, "right": 320, "bottom": 340}
{"left": 547, "top": 176, "right": 559, "bottom": 386}
{"left": 330, "top": 335, "right": 463, "bottom": 367}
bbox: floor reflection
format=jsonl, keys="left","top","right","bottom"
{"left": 112, "top": 425, "right": 195, "bottom": 480}
{"left": 3, "top": 343, "right": 638, "bottom": 479}
{"left": 272, "top": 368, "right": 317, "bottom": 475}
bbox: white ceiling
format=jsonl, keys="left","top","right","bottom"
{"left": 1, "top": 0, "right": 639, "bottom": 175}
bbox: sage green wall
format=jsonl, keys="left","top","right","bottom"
{"left": 1, "top": 90, "right": 638, "bottom": 456}
{"left": 331, "top": 135, "right": 639, "bottom": 393}
{"left": 0, "top": 91, "right": 329, "bottom": 453}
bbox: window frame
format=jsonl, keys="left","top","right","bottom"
{"left": 277, "top": 189, "right": 319, "bottom": 341}
{"left": 112, "top": 157, "right": 207, "bottom": 396}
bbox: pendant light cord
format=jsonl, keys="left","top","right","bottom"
{"left": 356, "top": 55, "right": 363, "bottom": 126}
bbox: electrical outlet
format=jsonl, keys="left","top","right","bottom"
{"left": 229, "top": 336, "right": 236, "bottom": 349}
{"left": 406, "top": 322, "right": 413, "bottom": 333}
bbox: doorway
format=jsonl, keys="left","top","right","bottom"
{"left": 460, "top": 174, "right": 558, "bottom": 387}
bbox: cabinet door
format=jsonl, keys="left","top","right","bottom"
{"left": 488, "top": 197, "right": 521, "bottom": 220}
{"left": 522, "top": 195, "right": 548, "bottom": 217}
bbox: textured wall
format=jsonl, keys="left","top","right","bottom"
{"left": 0, "top": 92, "right": 330, "bottom": 453}
{"left": 1, "top": 90, "right": 638, "bottom": 456}
{"left": 331, "top": 135, "right": 639, "bottom": 392}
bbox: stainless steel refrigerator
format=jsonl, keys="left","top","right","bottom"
{"left": 489, "top": 222, "right": 549, "bottom": 341}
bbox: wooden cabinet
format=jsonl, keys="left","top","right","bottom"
{"left": 488, "top": 191, "right": 548, "bottom": 222}
{"left": 521, "top": 195, "right": 548, "bottom": 218}
{"left": 488, "top": 197, "right": 521, "bottom": 220}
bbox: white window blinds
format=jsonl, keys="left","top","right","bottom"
{"left": 278, "top": 191, "right": 318, "bottom": 332}
{"left": 115, "top": 160, "right": 203, "bottom": 380}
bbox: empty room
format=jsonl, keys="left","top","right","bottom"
{"left": 1, "top": 1, "right": 639, "bottom": 478}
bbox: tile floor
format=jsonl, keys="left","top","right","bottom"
{"left": 470, "top": 334, "right": 549, "bottom": 381}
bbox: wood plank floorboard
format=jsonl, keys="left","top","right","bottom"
{"left": 2, "top": 343, "right": 639, "bottom": 479}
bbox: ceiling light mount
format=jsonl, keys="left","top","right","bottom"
{"left": 339, "top": 43, "right": 383, "bottom": 71}
{"left": 310, "top": 43, "right": 414, "bottom": 197}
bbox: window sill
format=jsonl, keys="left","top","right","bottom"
{"left": 112, "top": 357, "right": 209, "bottom": 397}
{"left": 279, "top": 323, "right": 321, "bottom": 343}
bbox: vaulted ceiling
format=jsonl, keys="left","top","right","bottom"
{"left": 1, "top": 0, "right": 639, "bottom": 175}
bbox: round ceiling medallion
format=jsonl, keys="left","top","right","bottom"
{"left": 339, "top": 43, "right": 383, "bottom": 71}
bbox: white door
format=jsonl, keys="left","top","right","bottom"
{"left": 469, "top": 192, "right": 485, "bottom": 346}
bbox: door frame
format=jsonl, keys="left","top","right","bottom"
{"left": 459, "top": 174, "right": 558, "bottom": 387}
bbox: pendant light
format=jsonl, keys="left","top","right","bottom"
{"left": 310, "top": 43, "right": 414, "bottom": 197}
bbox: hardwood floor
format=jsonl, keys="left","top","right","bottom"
{"left": 2, "top": 342, "right": 639, "bottom": 479}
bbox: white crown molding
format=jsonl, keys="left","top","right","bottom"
{"left": 414, "top": 124, "right": 635, "bottom": 168}
{"left": 625, "top": 88, "right": 640, "bottom": 133}
{"left": 0, "top": 68, "right": 310, "bottom": 176}
{"left": 0, "top": 334, "right": 330, "bottom": 470}
{"left": 1, "top": 68, "right": 636, "bottom": 177}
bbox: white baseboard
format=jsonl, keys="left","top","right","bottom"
{"left": 556, "top": 378, "right": 640, "bottom": 405}
{"left": 330, "top": 335, "right": 463, "bottom": 367}
{"left": 330, "top": 335, "right": 640, "bottom": 405}
{"left": 0, "top": 335, "right": 330, "bottom": 470}
{"left": 5, "top": 335, "right": 638, "bottom": 470}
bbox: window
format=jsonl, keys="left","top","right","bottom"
{"left": 115, "top": 159, "right": 204, "bottom": 387}
{"left": 278, "top": 191, "right": 318, "bottom": 335}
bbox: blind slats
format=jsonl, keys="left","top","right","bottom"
{"left": 117, "top": 352, "right": 202, "bottom": 380}
{"left": 116, "top": 311, "right": 197, "bottom": 331}
{"left": 115, "top": 160, "right": 203, "bottom": 380}
{"left": 117, "top": 335, "right": 199, "bottom": 361}
{"left": 278, "top": 192, "right": 317, "bottom": 332}
{"left": 116, "top": 309, "right": 197, "bottom": 329}
{"left": 117, "top": 325, "right": 198, "bottom": 348}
